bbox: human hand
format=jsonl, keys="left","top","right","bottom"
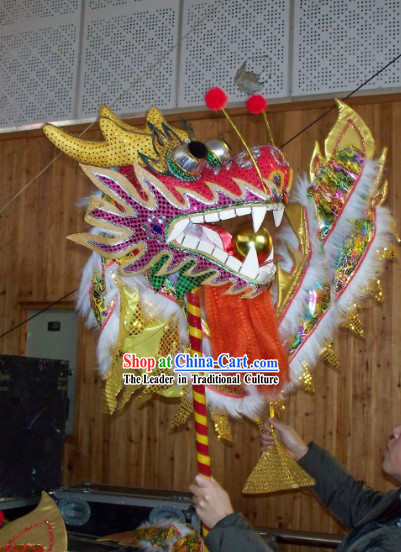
{"left": 190, "top": 474, "right": 234, "bottom": 529}
{"left": 260, "top": 417, "right": 308, "bottom": 461}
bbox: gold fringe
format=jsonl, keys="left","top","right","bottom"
{"left": 376, "top": 246, "right": 399, "bottom": 260}
{"left": 169, "top": 392, "right": 193, "bottom": 429}
{"left": 253, "top": 417, "right": 264, "bottom": 432}
{"left": 299, "top": 362, "right": 315, "bottom": 394}
{"left": 210, "top": 409, "right": 233, "bottom": 442}
{"left": 367, "top": 278, "right": 384, "bottom": 303}
{"left": 342, "top": 306, "right": 365, "bottom": 338}
{"left": 320, "top": 340, "right": 340, "bottom": 371}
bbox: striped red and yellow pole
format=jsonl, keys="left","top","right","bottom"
{"left": 187, "top": 288, "right": 211, "bottom": 541}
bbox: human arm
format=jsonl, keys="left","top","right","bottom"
{"left": 190, "top": 475, "right": 276, "bottom": 552}
{"left": 261, "top": 418, "right": 384, "bottom": 528}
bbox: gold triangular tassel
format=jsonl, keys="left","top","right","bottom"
{"left": 211, "top": 409, "right": 233, "bottom": 442}
{"left": 320, "top": 340, "right": 340, "bottom": 371}
{"left": 169, "top": 391, "right": 193, "bottom": 429}
{"left": 242, "top": 428, "right": 315, "bottom": 494}
{"left": 299, "top": 361, "right": 315, "bottom": 394}
{"left": 342, "top": 306, "right": 365, "bottom": 338}
{"left": 369, "top": 278, "right": 384, "bottom": 303}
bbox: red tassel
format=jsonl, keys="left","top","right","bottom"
{"left": 205, "top": 87, "right": 228, "bottom": 111}
{"left": 246, "top": 94, "right": 268, "bottom": 114}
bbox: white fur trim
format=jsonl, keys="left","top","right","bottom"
{"left": 76, "top": 252, "right": 101, "bottom": 329}
{"left": 278, "top": 177, "right": 329, "bottom": 340}
{"left": 284, "top": 205, "right": 395, "bottom": 392}
{"left": 205, "top": 383, "right": 265, "bottom": 419}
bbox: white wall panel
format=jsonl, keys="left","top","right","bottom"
{"left": 77, "top": 0, "right": 179, "bottom": 118}
{"left": 292, "top": 0, "right": 401, "bottom": 95}
{"left": 0, "top": 0, "right": 81, "bottom": 128}
{"left": 178, "top": 0, "right": 290, "bottom": 107}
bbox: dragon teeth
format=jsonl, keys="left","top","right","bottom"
{"left": 252, "top": 206, "right": 267, "bottom": 232}
{"left": 219, "top": 209, "right": 236, "bottom": 220}
{"left": 191, "top": 215, "right": 204, "bottom": 223}
{"left": 205, "top": 212, "right": 219, "bottom": 222}
{"left": 239, "top": 243, "right": 259, "bottom": 279}
{"left": 235, "top": 207, "right": 251, "bottom": 216}
{"left": 226, "top": 256, "right": 242, "bottom": 272}
{"left": 273, "top": 208, "right": 284, "bottom": 227}
{"left": 182, "top": 235, "right": 199, "bottom": 249}
{"left": 212, "top": 248, "right": 228, "bottom": 263}
{"left": 167, "top": 219, "right": 189, "bottom": 243}
{"left": 198, "top": 241, "right": 214, "bottom": 254}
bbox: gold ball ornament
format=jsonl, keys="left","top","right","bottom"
{"left": 234, "top": 224, "right": 273, "bottom": 262}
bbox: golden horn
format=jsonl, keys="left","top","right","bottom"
{"left": 43, "top": 106, "right": 189, "bottom": 167}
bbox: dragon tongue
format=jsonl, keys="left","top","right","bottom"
{"left": 203, "top": 223, "right": 234, "bottom": 254}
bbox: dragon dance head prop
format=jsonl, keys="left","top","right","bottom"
{"left": 44, "top": 96, "right": 292, "bottom": 298}
{"left": 43, "top": 92, "right": 397, "bottom": 439}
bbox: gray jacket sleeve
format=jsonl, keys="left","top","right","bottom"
{"left": 205, "top": 512, "right": 275, "bottom": 552}
{"left": 298, "top": 442, "right": 384, "bottom": 528}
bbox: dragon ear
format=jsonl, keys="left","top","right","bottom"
{"left": 309, "top": 141, "right": 325, "bottom": 181}
{"left": 324, "top": 100, "right": 375, "bottom": 161}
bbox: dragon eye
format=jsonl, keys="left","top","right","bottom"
{"left": 168, "top": 139, "right": 232, "bottom": 181}
{"left": 205, "top": 139, "right": 231, "bottom": 168}
{"left": 169, "top": 141, "right": 207, "bottom": 180}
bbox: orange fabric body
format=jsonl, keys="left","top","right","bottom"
{"left": 204, "top": 286, "right": 289, "bottom": 394}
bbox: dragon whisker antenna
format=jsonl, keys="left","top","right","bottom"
{"left": 205, "top": 87, "right": 269, "bottom": 194}
{"left": 246, "top": 94, "right": 275, "bottom": 148}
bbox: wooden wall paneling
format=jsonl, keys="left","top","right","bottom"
{"left": 1, "top": 95, "right": 401, "bottom": 551}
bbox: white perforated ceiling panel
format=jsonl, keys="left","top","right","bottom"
{"left": 77, "top": 0, "right": 179, "bottom": 118}
{"left": 0, "top": 0, "right": 81, "bottom": 128}
{"left": 178, "top": 0, "right": 290, "bottom": 107}
{"left": 293, "top": 0, "right": 401, "bottom": 95}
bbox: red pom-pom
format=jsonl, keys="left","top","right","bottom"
{"left": 205, "top": 87, "right": 228, "bottom": 111}
{"left": 246, "top": 95, "right": 268, "bottom": 114}
{"left": 0, "top": 511, "right": 4, "bottom": 526}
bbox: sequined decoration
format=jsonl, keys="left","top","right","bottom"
{"left": 175, "top": 261, "right": 214, "bottom": 298}
{"left": 134, "top": 319, "right": 181, "bottom": 406}
{"left": 320, "top": 340, "right": 340, "bottom": 371}
{"left": 377, "top": 246, "right": 399, "bottom": 260}
{"left": 269, "top": 398, "right": 286, "bottom": 416}
{"left": 0, "top": 546, "right": 44, "bottom": 551}
{"left": 243, "top": 422, "right": 315, "bottom": 494}
{"left": 253, "top": 417, "right": 264, "bottom": 432}
{"left": 43, "top": 106, "right": 189, "bottom": 170}
{"left": 333, "top": 219, "right": 374, "bottom": 295}
{"left": 105, "top": 285, "right": 183, "bottom": 414}
{"left": 299, "top": 362, "right": 315, "bottom": 394}
{"left": 0, "top": 492, "right": 67, "bottom": 552}
{"left": 390, "top": 220, "right": 401, "bottom": 245}
{"left": 210, "top": 409, "right": 233, "bottom": 442}
{"left": 90, "top": 259, "right": 116, "bottom": 327}
{"left": 288, "top": 283, "right": 331, "bottom": 356}
{"left": 368, "top": 278, "right": 384, "bottom": 303}
{"left": 169, "top": 391, "right": 193, "bottom": 429}
{"left": 308, "top": 147, "right": 364, "bottom": 240}
{"left": 342, "top": 305, "right": 365, "bottom": 338}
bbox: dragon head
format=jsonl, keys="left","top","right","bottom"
{"left": 44, "top": 104, "right": 292, "bottom": 297}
